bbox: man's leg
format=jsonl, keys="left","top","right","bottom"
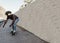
{"left": 12, "top": 18, "right": 19, "bottom": 33}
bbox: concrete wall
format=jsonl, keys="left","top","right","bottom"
{"left": 16, "top": 0, "right": 60, "bottom": 43}
{"left": 0, "top": 6, "right": 6, "bottom": 20}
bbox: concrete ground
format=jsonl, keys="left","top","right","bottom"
{"left": 0, "top": 20, "right": 49, "bottom": 43}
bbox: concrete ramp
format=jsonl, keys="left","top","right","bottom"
{"left": 0, "top": 20, "right": 48, "bottom": 43}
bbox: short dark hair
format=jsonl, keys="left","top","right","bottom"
{"left": 5, "top": 11, "right": 12, "bottom": 15}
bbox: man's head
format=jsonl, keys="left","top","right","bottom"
{"left": 5, "top": 11, "right": 12, "bottom": 16}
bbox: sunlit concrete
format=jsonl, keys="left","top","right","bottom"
{"left": 16, "top": 0, "right": 60, "bottom": 43}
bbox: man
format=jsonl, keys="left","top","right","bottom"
{"left": 3, "top": 11, "right": 19, "bottom": 35}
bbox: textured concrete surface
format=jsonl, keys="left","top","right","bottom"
{"left": 15, "top": 0, "right": 60, "bottom": 43}
{"left": 0, "top": 20, "right": 48, "bottom": 43}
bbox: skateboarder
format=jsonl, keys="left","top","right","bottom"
{"left": 3, "top": 11, "right": 19, "bottom": 35}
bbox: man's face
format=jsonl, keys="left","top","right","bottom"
{"left": 8, "top": 13, "right": 11, "bottom": 15}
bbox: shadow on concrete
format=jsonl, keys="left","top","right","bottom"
{"left": 17, "top": 25, "right": 49, "bottom": 43}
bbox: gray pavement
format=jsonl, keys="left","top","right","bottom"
{"left": 0, "top": 20, "right": 49, "bottom": 43}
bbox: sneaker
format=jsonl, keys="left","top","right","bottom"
{"left": 12, "top": 30, "right": 16, "bottom": 35}
{"left": 10, "top": 31, "right": 13, "bottom": 34}
{"left": 12, "top": 32, "right": 16, "bottom": 35}
{"left": 10, "top": 29, "right": 13, "bottom": 33}
{"left": 11, "top": 29, "right": 13, "bottom": 31}
{"left": 13, "top": 30, "right": 16, "bottom": 32}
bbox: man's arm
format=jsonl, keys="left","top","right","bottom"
{"left": 0, "top": 20, "right": 4, "bottom": 27}
{"left": 3, "top": 19, "right": 8, "bottom": 28}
